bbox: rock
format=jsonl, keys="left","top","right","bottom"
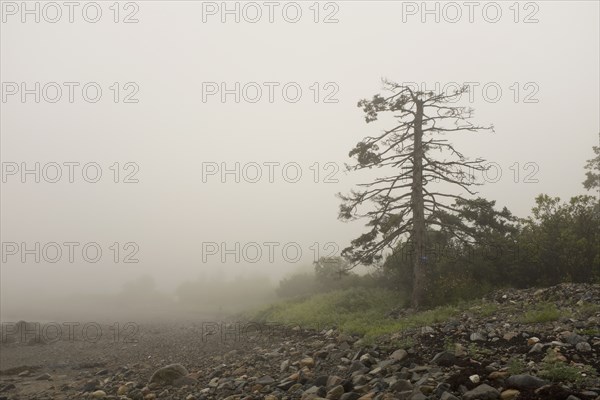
{"left": 506, "top": 374, "right": 548, "bottom": 390}
{"left": 576, "top": 342, "right": 592, "bottom": 352}
{"left": 390, "top": 349, "right": 408, "bottom": 361}
{"left": 529, "top": 343, "right": 544, "bottom": 353}
{"left": 470, "top": 332, "right": 487, "bottom": 342}
{"left": 348, "top": 360, "right": 366, "bottom": 374}
{"left": 431, "top": 351, "right": 456, "bottom": 366}
{"left": 280, "top": 359, "right": 290, "bottom": 372}
{"left": 421, "top": 326, "right": 434, "bottom": 334}
{"left": 300, "top": 357, "right": 315, "bottom": 368}
{"left": 173, "top": 375, "right": 197, "bottom": 387}
{"left": 315, "top": 350, "right": 329, "bottom": 359}
{"left": 35, "top": 373, "right": 51, "bottom": 380}
{"left": 454, "top": 343, "right": 467, "bottom": 357}
{"left": 0, "top": 384, "right": 15, "bottom": 393}
{"left": 463, "top": 384, "right": 500, "bottom": 400}
{"left": 489, "top": 371, "right": 509, "bottom": 380}
{"left": 82, "top": 379, "right": 100, "bottom": 392}
{"left": 327, "top": 375, "right": 344, "bottom": 389}
{"left": 389, "top": 379, "right": 412, "bottom": 392}
{"left": 90, "top": 390, "right": 107, "bottom": 398}
{"left": 149, "top": 364, "right": 189, "bottom": 386}
{"left": 340, "top": 393, "right": 361, "bottom": 400}
{"left": 500, "top": 389, "right": 520, "bottom": 400}
{"left": 327, "top": 385, "right": 345, "bottom": 399}
{"left": 117, "top": 384, "right": 133, "bottom": 395}
{"left": 527, "top": 337, "right": 540, "bottom": 345}
{"left": 565, "top": 333, "right": 587, "bottom": 345}
{"left": 440, "top": 392, "right": 459, "bottom": 400}
{"left": 256, "top": 375, "right": 275, "bottom": 385}
{"left": 469, "top": 374, "right": 480, "bottom": 384}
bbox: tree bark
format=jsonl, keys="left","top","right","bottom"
{"left": 411, "top": 100, "right": 427, "bottom": 308}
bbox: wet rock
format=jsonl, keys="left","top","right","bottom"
{"left": 506, "top": 374, "right": 548, "bottom": 390}
{"left": 0, "top": 384, "right": 16, "bottom": 393}
{"left": 149, "top": 364, "right": 189, "bottom": 386}
{"left": 500, "top": 389, "right": 520, "bottom": 400}
{"left": 82, "top": 379, "right": 100, "bottom": 392}
{"left": 35, "top": 373, "right": 51, "bottom": 380}
{"left": 390, "top": 349, "right": 408, "bottom": 361}
{"left": 529, "top": 343, "right": 544, "bottom": 353}
{"left": 576, "top": 342, "right": 592, "bottom": 352}
{"left": 470, "top": 332, "right": 487, "bottom": 342}
{"left": 463, "top": 384, "right": 500, "bottom": 400}
{"left": 327, "top": 384, "right": 345, "bottom": 399}
{"left": 431, "top": 351, "right": 456, "bottom": 367}
{"left": 440, "top": 392, "right": 459, "bottom": 400}
{"left": 256, "top": 375, "right": 275, "bottom": 385}
{"left": 300, "top": 357, "right": 315, "bottom": 368}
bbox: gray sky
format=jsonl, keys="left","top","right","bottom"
{"left": 1, "top": 1, "right": 599, "bottom": 319}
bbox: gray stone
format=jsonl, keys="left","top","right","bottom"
{"left": 431, "top": 351, "right": 456, "bottom": 366}
{"left": 506, "top": 374, "right": 548, "bottom": 390}
{"left": 575, "top": 342, "right": 592, "bottom": 352}
{"left": 149, "top": 364, "right": 189, "bottom": 386}
{"left": 389, "top": 379, "right": 412, "bottom": 392}
{"left": 440, "top": 392, "right": 459, "bottom": 400}
{"left": 280, "top": 359, "right": 289, "bottom": 372}
{"left": 421, "top": 326, "right": 435, "bottom": 334}
{"left": 256, "top": 375, "right": 275, "bottom": 385}
{"left": 326, "top": 385, "right": 345, "bottom": 399}
{"left": 529, "top": 343, "right": 544, "bottom": 353}
{"left": 462, "top": 384, "right": 500, "bottom": 400}
{"left": 566, "top": 333, "right": 587, "bottom": 345}
{"left": 390, "top": 349, "right": 408, "bottom": 361}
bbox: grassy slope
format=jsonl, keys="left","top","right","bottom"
{"left": 249, "top": 287, "right": 600, "bottom": 342}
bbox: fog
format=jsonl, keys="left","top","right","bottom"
{"left": 1, "top": 1, "right": 598, "bottom": 322}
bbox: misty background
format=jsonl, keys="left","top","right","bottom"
{"left": 1, "top": 1, "right": 598, "bottom": 321}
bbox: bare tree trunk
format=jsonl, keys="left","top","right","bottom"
{"left": 411, "top": 100, "right": 427, "bottom": 309}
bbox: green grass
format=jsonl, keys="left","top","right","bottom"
{"left": 507, "top": 358, "right": 527, "bottom": 375}
{"left": 519, "top": 303, "right": 563, "bottom": 324}
{"left": 472, "top": 302, "right": 500, "bottom": 317}
{"left": 249, "top": 287, "right": 468, "bottom": 341}
{"left": 575, "top": 302, "right": 600, "bottom": 319}
{"left": 577, "top": 328, "right": 600, "bottom": 337}
{"left": 250, "top": 287, "right": 408, "bottom": 340}
{"left": 539, "top": 362, "right": 596, "bottom": 384}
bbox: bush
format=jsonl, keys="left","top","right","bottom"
{"left": 520, "top": 303, "right": 562, "bottom": 324}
